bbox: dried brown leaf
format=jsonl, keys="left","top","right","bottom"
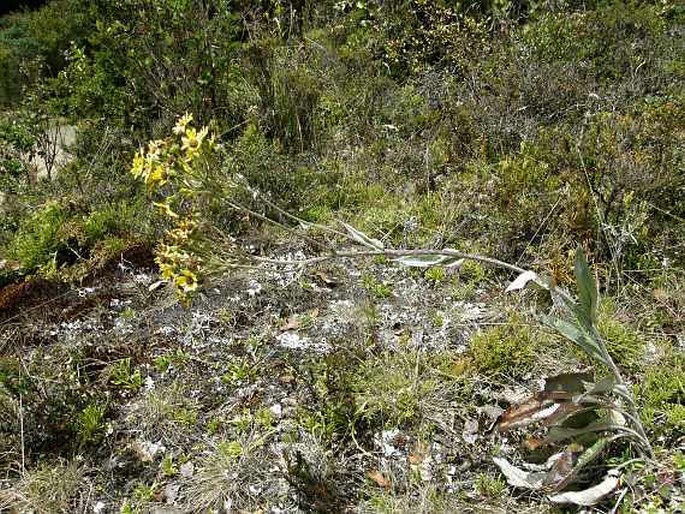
{"left": 548, "top": 472, "right": 619, "bottom": 506}
{"left": 496, "top": 391, "right": 574, "bottom": 431}
{"left": 524, "top": 437, "right": 545, "bottom": 451}
{"left": 313, "top": 270, "right": 339, "bottom": 286}
{"left": 368, "top": 470, "right": 391, "bottom": 488}
{"left": 409, "top": 441, "right": 428, "bottom": 465}
{"left": 544, "top": 450, "right": 575, "bottom": 487}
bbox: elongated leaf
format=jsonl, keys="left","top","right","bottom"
{"left": 545, "top": 372, "right": 594, "bottom": 394}
{"left": 496, "top": 391, "right": 577, "bottom": 432}
{"left": 573, "top": 437, "right": 611, "bottom": 472}
{"left": 492, "top": 457, "right": 547, "bottom": 490}
{"left": 444, "top": 257, "right": 465, "bottom": 268}
{"left": 569, "top": 300, "right": 596, "bottom": 334}
{"left": 584, "top": 376, "right": 616, "bottom": 395}
{"left": 497, "top": 397, "right": 560, "bottom": 431}
{"left": 575, "top": 376, "right": 616, "bottom": 403}
{"left": 549, "top": 471, "right": 619, "bottom": 506}
{"left": 393, "top": 254, "right": 461, "bottom": 267}
{"left": 505, "top": 271, "right": 539, "bottom": 292}
{"left": 574, "top": 248, "right": 598, "bottom": 323}
{"left": 548, "top": 317, "right": 607, "bottom": 365}
{"left": 341, "top": 222, "right": 384, "bottom": 250}
{"left": 545, "top": 420, "right": 621, "bottom": 444}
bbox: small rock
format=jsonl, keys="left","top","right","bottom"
{"left": 135, "top": 440, "right": 166, "bottom": 462}
{"left": 164, "top": 483, "right": 180, "bottom": 503}
{"left": 479, "top": 404, "right": 505, "bottom": 420}
{"left": 375, "top": 429, "right": 404, "bottom": 458}
{"left": 180, "top": 461, "right": 195, "bottom": 478}
{"left": 462, "top": 418, "right": 479, "bottom": 445}
{"left": 269, "top": 403, "right": 283, "bottom": 419}
{"left": 246, "top": 279, "right": 262, "bottom": 296}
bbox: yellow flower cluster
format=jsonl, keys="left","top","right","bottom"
{"left": 157, "top": 243, "right": 201, "bottom": 294}
{"left": 130, "top": 139, "right": 171, "bottom": 190}
{"left": 130, "top": 114, "right": 216, "bottom": 306}
{"left": 131, "top": 112, "right": 215, "bottom": 192}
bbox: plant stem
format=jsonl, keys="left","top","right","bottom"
{"left": 255, "top": 248, "right": 529, "bottom": 275}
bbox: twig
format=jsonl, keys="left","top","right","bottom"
{"left": 223, "top": 199, "right": 330, "bottom": 252}
{"left": 19, "top": 393, "right": 25, "bottom": 476}
{"left": 255, "top": 248, "right": 528, "bottom": 275}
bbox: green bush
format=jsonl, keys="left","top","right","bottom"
{"left": 636, "top": 353, "right": 685, "bottom": 441}
{"left": 469, "top": 318, "right": 542, "bottom": 378}
{"left": 7, "top": 202, "right": 70, "bottom": 270}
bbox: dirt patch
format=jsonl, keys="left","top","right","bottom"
{"left": 0, "top": 244, "right": 156, "bottom": 325}
{"left": 0, "top": 277, "right": 66, "bottom": 323}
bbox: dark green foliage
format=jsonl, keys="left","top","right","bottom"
{"left": 0, "top": 0, "right": 91, "bottom": 105}
{"left": 2, "top": 0, "right": 682, "bottom": 277}
{"left": 7, "top": 201, "right": 70, "bottom": 269}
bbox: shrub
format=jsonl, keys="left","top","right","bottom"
{"left": 351, "top": 350, "right": 443, "bottom": 427}
{"left": 7, "top": 201, "right": 70, "bottom": 270}
{"left": 468, "top": 318, "right": 541, "bottom": 379}
{"left": 636, "top": 353, "right": 685, "bottom": 442}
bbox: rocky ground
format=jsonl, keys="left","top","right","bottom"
{"left": 1, "top": 240, "right": 682, "bottom": 513}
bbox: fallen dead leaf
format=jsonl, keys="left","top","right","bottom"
{"left": 313, "top": 270, "right": 339, "bottom": 287}
{"left": 492, "top": 456, "right": 546, "bottom": 490}
{"left": 409, "top": 440, "right": 428, "bottom": 465}
{"left": 548, "top": 471, "right": 620, "bottom": 506}
{"left": 368, "top": 470, "right": 391, "bottom": 488}
{"left": 524, "top": 436, "right": 545, "bottom": 451}
{"left": 496, "top": 391, "right": 577, "bottom": 431}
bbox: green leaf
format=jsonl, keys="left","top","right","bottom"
{"left": 578, "top": 376, "right": 616, "bottom": 399}
{"left": 574, "top": 437, "right": 611, "bottom": 470}
{"left": 544, "top": 372, "right": 594, "bottom": 394}
{"left": 547, "top": 317, "right": 607, "bottom": 365}
{"left": 574, "top": 248, "right": 597, "bottom": 324}
{"left": 545, "top": 417, "right": 627, "bottom": 444}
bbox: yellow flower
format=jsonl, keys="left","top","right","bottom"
{"left": 157, "top": 261, "right": 176, "bottom": 281}
{"left": 181, "top": 126, "right": 209, "bottom": 157}
{"left": 153, "top": 201, "right": 179, "bottom": 218}
{"left": 147, "top": 139, "right": 166, "bottom": 158}
{"left": 173, "top": 112, "right": 193, "bottom": 136}
{"left": 181, "top": 128, "right": 198, "bottom": 152}
{"left": 175, "top": 269, "right": 199, "bottom": 293}
{"left": 147, "top": 165, "right": 168, "bottom": 188}
{"left": 131, "top": 152, "right": 146, "bottom": 178}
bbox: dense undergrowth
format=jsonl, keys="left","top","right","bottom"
{"left": 0, "top": 1, "right": 683, "bottom": 512}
